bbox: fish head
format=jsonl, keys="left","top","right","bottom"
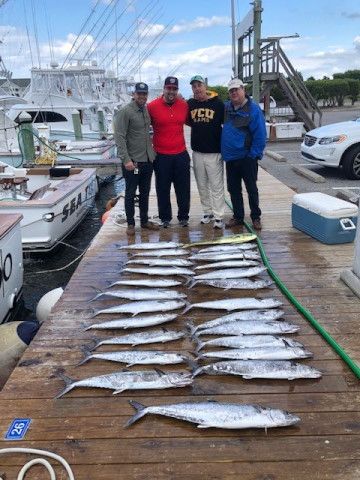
{"left": 167, "top": 371, "right": 193, "bottom": 387}
{"left": 267, "top": 407, "right": 301, "bottom": 427}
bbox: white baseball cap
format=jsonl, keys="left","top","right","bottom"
{"left": 228, "top": 78, "right": 245, "bottom": 91}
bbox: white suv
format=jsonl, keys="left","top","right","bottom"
{"left": 301, "top": 119, "right": 360, "bottom": 179}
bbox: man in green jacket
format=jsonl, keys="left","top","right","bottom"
{"left": 113, "top": 82, "right": 159, "bottom": 235}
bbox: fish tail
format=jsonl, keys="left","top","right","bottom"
{"left": 88, "top": 308, "right": 99, "bottom": 319}
{"left": 76, "top": 346, "right": 92, "bottom": 366}
{"left": 124, "top": 400, "right": 148, "bottom": 427}
{"left": 88, "top": 338, "right": 100, "bottom": 351}
{"left": 193, "top": 336, "right": 205, "bottom": 353}
{"left": 191, "top": 365, "right": 204, "bottom": 378}
{"left": 184, "top": 356, "right": 198, "bottom": 371}
{"left": 182, "top": 301, "right": 192, "bottom": 314}
{"left": 187, "top": 278, "right": 197, "bottom": 289}
{"left": 186, "top": 321, "right": 197, "bottom": 336}
{"left": 55, "top": 373, "right": 76, "bottom": 399}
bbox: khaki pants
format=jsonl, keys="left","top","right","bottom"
{"left": 192, "top": 151, "right": 225, "bottom": 220}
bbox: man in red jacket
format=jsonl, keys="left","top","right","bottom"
{"left": 147, "top": 77, "right": 190, "bottom": 227}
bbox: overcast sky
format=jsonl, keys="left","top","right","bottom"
{"left": 0, "top": 0, "right": 359, "bottom": 97}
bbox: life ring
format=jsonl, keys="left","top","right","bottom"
{"left": 0, "top": 321, "right": 39, "bottom": 388}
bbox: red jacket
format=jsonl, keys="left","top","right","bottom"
{"left": 147, "top": 96, "right": 188, "bottom": 155}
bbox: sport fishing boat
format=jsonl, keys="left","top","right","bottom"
{"left": 0, "top": 161, "right": 98, "bottom": 252}
{"left": 0, "top": 213, "right": 23, "bottom": 324}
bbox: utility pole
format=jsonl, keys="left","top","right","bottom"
{"left": 252, "top": 0, "right": 262, "bottom": 103}
{"left": 231, "top": 0, "right": 237, "bottom": 76}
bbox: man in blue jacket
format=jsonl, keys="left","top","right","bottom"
{"left": 221, "top": 78, "right": 266, "bottom": 230}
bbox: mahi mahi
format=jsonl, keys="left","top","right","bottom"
{"left": 192, "top": 360, "right": 322, "bottom": 380}
{"left": 125, "top": 399, "right": 300, "bottom": 429}
{"left": 86, "top": 313, "right": 178, "bottom": 329}
{"left": 56, "top": 369, "right": 193, "bottom": 398}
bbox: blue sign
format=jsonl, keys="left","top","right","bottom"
{"left": 5, "top": 418, "right": 31, "bottom": 440}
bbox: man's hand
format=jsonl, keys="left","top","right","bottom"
{"left": 124, "top": 161, "right": 135, "bottom": 171}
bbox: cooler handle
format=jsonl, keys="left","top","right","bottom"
{"left": 340, "top": 218, "right": 356, "bottom": 231}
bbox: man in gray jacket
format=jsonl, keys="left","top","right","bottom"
{"left": 113, "top": 82, "right": 159, "bottom": 235}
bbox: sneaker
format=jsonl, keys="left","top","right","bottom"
{"left": 126, "top": 225, "right": 135, "bottom": 235}
{"left": 161, "top": 220, "right": 171, "bottom": 228}
{"left": 200, "top": 214, "right": 214, "bottom": 224}
{"left": 213, "top": 219, "right": 224, "bottom": 229}
{"left": 252, "top": 218, "right": 262, "bottom": 230}
{"left": 225, "top": 217, "right": 244, "bottom": 229}
{"left": 179, "top": 219, "right": 189, "bottom": 227}
{"left": 141, "top": 221, "right": 159, "bottom": 231}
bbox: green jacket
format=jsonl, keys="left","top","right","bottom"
{"left": 113, "top": 100, "right": 155, "bottom": 164}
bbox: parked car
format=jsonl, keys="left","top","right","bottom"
{"left": 301, "top": 119, "right": 360, "bottom": 179}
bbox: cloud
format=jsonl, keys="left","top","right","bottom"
{"left": 139, "top": 15, "right": 230, "bottom": 38}
{"left": 341, "top": 11, "right": 360, "bottom": 19}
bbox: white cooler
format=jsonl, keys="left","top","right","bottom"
{"left": 292, "top": 192, "right": 358, "bottom": 244}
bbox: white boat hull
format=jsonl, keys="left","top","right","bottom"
{"left": 0, "top": 166, "right": 98, "bottom": 252}
{"left": 0, "top": 214, "right": 23, "bottom": 324}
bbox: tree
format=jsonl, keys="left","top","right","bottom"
{"left": 207, "top": 85, "right": 228, "bottom": 102}
{"left": 347, "top": 79, "right": 360, "bottom": 105}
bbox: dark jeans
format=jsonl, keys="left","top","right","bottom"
{"left": 225, "top": 159, "right": 261, "bottom": 222}
{"left": 122, "top": 161, "right": 153, "bottom": 226}
{"left": 153, "top": 151, "right": 190, "bottom": 222}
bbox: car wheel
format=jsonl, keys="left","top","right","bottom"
{"left": 342, "top": 145, "right": 360, "bottom": 179}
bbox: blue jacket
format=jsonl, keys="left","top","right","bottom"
{"left": 221, "top": 97, "right": 266, "bottom": 162}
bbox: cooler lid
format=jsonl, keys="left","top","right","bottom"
{"left": 292, "top": 192, "right": 358, "bottom": 218}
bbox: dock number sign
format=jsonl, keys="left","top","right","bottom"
{"left": 5, "top": 418, "right": 31, "bottom": 440}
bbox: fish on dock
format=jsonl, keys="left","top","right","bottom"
{"left": 89, "top": 288, "right": 187, "bottom": 302}
{"left": 190, "top": 309, "right": 285, "bottom": 332}
{"left": 183, "top": 297, "right": 282, "bottom": 313}
{"left": 191, "top": 266, "right": 267, "bottom": 281}
{"left": 192, "top": 360, "right": 322, "bottom": 380}
{"left": 194, "top": 260, "right": 259, "bottom": 270}
{"left": 126, "top": 258, "right": 193, "bottom": 267}
{"left": 85, "top": 313, "right": 178, "bottom": 330}
{"left": 90, "top": 328, "right": 185, "bottom": 349}
{"left": 190, "top": 320, "right": 300, "bottom": 336}
{"left": 197, "top": 346, "right": 313, "bottom": 361}
{"left": 91, "top": 299, "right": 186, "bottom": 317}
{"left": 78, "top": 349, "right": 191, "bottom": 367}
{"left": 188, "top": 278, "right": 273, "bottom": 290}
{"left": 119, "top": 241, "right": 182, "bottom": 250}
{"left": 195, "top": 335, "right": 305, "bottom": 351}
{"left": 125, "top": 399, "right": 300, "bottom": 430}
{"left": 123, "top": 267, "right": 194, "bottom": 277}
{"left": 108, "top": 279, "right": 182, "bottom": 288}
{"left": 196, "top": 243, "right": 257, "bottom": 254}
{"left": 56, "top": 369, "right": 193, "bottom": 398}
{"left": 190, "top": 251, "right": 260, "bottom": 261}
{"left": 131, "top": 248, "right": 189, "bottom": 257}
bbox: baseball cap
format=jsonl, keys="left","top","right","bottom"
{"left": 164, "top": 76, "right": 179, "bottom": 88}
{"left": 134, "top": 82, "right": 148, "bottom": 93}
{"left": 190, "top": 75, "right": 205, "bottom": 85}
{"left": 228, "top": 78, "right": 245, "bottom": 91}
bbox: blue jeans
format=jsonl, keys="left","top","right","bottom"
{"left": 153, "top": 151, "right": 190, "bottom": 222}
{"left": 225, "top": 158, "right": 261, "bottom": 222}
{"left": 122, "top": 161, "right": 153, "bottom": 226}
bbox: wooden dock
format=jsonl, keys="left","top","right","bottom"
{"left": 1, "top": 167, "right": 360, "bottom": 479}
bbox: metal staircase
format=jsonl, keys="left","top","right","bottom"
{"left": 243, "top": 39, "right": 322, "bottom": 131}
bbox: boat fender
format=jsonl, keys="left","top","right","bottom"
{"left": 101, "top": 209, "right": 111, "bottom": 224}
{"left": 36, "top": 287, "right": 64, "bottom": 323}
{"left": 0, "top": 321, "right": 39, "bottom": 388}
